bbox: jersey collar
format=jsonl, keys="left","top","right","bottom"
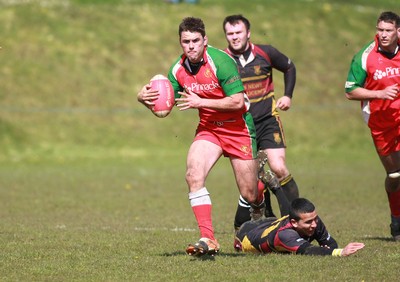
{"left": 225, "top": 42, "right": 256, "bottom": 67}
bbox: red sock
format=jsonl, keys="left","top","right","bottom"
{"left": 189, "top": 187, "right": 214, "bottom": 240}
{"left": 387, "top": 190, "right": 400, "bottom": 217}
{"left": 256, "top": 180, "right": 265, "bottom": 205}
{"left": 192, "top": 204, "right": 214, "bottom": 240}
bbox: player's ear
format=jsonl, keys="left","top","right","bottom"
{"left": 290, "top": 218, "right": 298, "bottom": 228}
{"left": 204, "top": 35, "right": 208, "bottom": 46}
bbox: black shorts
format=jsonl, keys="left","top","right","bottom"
{"left": 254, "top": 115, "right": 286, "bottom": 150}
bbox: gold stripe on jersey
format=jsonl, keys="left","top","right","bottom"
{"left": 249, "top": 92, "right": 274, "bottom": 103}
{"left": 241, "top": 236, "right": 259, "bottom": 253}
{"left": 241, "top": 75, "right": 269, "bottom": 82}
{"left": 261, "top": 216, "right": 289, "bottom": 238}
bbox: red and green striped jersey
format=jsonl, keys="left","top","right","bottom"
{"left": 168, "top": 45, "right": 246, "bottom": 123}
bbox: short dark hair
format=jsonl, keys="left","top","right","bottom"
{"left": 179, "top": 17, "right": 206, "bottom": 38}
{"left": 289, "top": 198, "right": 315, "bottom": 221}
{"left": 377, "top": 11, "right": 400, "bottom": 28}
{"left": 222, "top": 14, "right": 251, "bottom": 33}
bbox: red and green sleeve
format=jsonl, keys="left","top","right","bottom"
{"left": 207, "top": 46, "right": 245, "bottom": 96}
{"left": 345, "top": 40, "right": 374, "bottom": 92}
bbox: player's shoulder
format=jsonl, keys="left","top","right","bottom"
{"left": 353, "top": 39, "right": 376, "bottom": 59}
{"left": 169, "top": 55, "right": 186, "bottom": 77}
{"left": 253, "top": 43, "right": 275, "bottom": 53}
{"left": 206, "top": 46, "right": 238, "bottom": 73}
{"left": 206, "top": 45, "right": 234, "bottom": 61}
{"left": 253, "top": 43, "right": 271, "bottom": 49}
{"left": 277, "top": 225, "right": 306, "bottom": 244}
{"left": 252, "top": 43, "right": 278, "bottom": 61}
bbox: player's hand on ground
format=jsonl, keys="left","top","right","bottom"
{"left": 380, "top": 84, "right": 399, "bottom": 100}
{"left": 276, "top": 96, "right": 292, "bottom": 111}
{"left": 137, "top": 84, "right": 159, "bottom": 107}
{"left": 341, "top": 242, "right": 365, "bottom": 256}
{"left": 176, "top": 87, "right": 201, "bottom": 110}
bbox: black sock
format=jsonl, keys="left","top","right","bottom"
{"left": 281, "top": 176, "right": 299, "bottom": 202}
{"left": 263, "top": 189, "right": 276, "bottom": 217}
{"left": 234, "top": 203, "right": 251, "bottom": 229}
{"left": 270, "top": 186, "right": 290, "bottom": 217}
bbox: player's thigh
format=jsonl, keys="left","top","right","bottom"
{"left": 187, "top": 139, "right": 222, "bottom": 179}
{"left": 379, "top": 151, "right": 400, "bottom": 172}
{"left": 230, "top": 158, "right": 258, "bottom": 199}
{"left": 265, "top": 148, "right": 289, "bottom": 177}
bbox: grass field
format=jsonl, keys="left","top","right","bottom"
{"left": 1, "top": 0, "right": 400, "bottom": 281}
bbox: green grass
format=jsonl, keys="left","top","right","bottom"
{"left": 0, "top": 0, "right": 400, "bottom": 281}
{"left": 1, "top": 150, "right": 399, "bottom": 281}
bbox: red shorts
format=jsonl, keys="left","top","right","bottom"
{"left": 371, "top": 124, "right": 400, "bottom": 156}
{"left": 368, "top": 98, "right": 400, "bottom": 156}
{"left": 194, "top": 118, "right": 257, "bottom": 160}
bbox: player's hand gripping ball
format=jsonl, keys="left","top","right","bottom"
{"left": 149, "top": 74, "right": 175, "bottom": 118}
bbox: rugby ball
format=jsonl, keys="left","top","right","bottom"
{"left": 149, "top": 74, "right": 175, "bottom": 118}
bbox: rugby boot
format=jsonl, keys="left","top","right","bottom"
{"left": 390, "top": 223, "right": 400, "bottom": 241}
{"left": 186, "top": 238, "right": 220, "bottom": 257}
{"left": 250, "top": 201, "right": 266, "bottom": 221}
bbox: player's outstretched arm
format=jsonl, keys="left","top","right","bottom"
{"left": 340, "top": 242, "right": 365, "bottom": 257}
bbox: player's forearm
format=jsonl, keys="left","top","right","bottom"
{"left": 297, "top": 245, "right": 333, "bottom": 256}
{"left": 283, "top": 65, "right": 296, "bottom": 98}
{"left": 345, "top": 87, "right": 381, "bottom": 100}
{"left": 199, "top": 93, "right": 245, "bottom": 111}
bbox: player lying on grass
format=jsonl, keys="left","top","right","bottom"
{"left": 235, "top": 187, "right": 365, "bottom": 256}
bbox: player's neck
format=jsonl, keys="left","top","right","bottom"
{"left": 378, "top": 43, "right": 399, "bottom": 58}
{"left": 229, "top": 44, "right": 251, "bottom": 59}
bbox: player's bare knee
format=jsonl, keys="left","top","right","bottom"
{"left": 269, "top": 165, "right": 289, "bottom": 179}
{"left": 242, "top": 196, "right": 256, "bottom": 204}
{"left": 240, "top": 190, "right": 257, "bottom": 204}
{"left": 185, "top": 168, "right": 204, "bottom": 187}
{"left": 385, "top": 174, "right": 400, "bottom": 193}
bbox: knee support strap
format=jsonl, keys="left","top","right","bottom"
{"left": 388, "top": 170, "right": 400, "bottom": 179}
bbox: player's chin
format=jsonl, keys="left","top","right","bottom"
{"left": 231, "top": 44, "right": 242, "bottom": 51}
{"left": 187, "top": 53, "right": 200, "bottom": 61}
{"left": 307, "top": 230, "right": 316, "bottom": 237}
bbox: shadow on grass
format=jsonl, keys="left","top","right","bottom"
{"left": 160, "top": 251, "right": 247, "bottom": 259}
{"left": 362, "top": 236, "right": 396, "bottom": 242}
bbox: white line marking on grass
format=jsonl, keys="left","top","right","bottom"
{"left": 0, "top": 0, "right": 70, "bottom": 7}
{"left": 133, "top": 227, "right": 196, "bottom": 232}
